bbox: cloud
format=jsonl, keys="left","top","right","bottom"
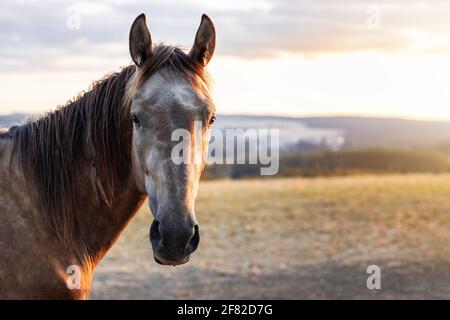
{"left": 214, "top": 0, "right": 450, "bottom": 57}
{"left": 0, "top": 0, "right": 449, "bottom": 72}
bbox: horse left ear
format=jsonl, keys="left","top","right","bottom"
{"left": 189, "top": 14, "right": 216, "bottom": 66}
{"left": 129, "top": 13, "right": 152, "bottom": 67}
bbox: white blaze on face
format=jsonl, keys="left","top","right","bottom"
{"left": 135, "top": 71, "right": 205, "bottom": 112}
{"left": 172, "top": 84, "right": 204, "bottom": 111}
{"left": 167, "top": 77, "right": 209, "bottom": 167}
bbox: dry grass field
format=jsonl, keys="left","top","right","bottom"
{"left": 91, "top": 174, "right": 450, "bottom": 299}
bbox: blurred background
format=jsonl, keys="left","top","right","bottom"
{"left": 1, "top": 0, "right": 450, "bottom": 299}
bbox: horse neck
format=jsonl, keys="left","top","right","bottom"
{"left": 73, "top": 166, "right": 146, "bottom": 267}
{"left": 51, "top": 71, "right": 146, "bottom": 266}
{"left": 70, "top": 116, "right": 146, "bottom": 267}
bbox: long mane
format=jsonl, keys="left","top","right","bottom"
{"left": 8, "top": 44, "right": 211, "bottom": 244}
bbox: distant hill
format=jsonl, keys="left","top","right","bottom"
{"left": 216, "top": 115, "right": 450, "bottom": 151}
{"left": 2, "top": 113, "right": 450, "bottom": 151}
{"left": 0, "top": 113, "right": 29, "bottom": 129}
{"left": 301, "top": 117, "right": 450, "bottom": 149}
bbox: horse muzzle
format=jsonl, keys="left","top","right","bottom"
{"left": 149, "top": 219, "right": 200, "bottom": 266}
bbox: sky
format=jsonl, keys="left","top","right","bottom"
{"left": 1, "top": 0, "right": 450, "bottom": 120}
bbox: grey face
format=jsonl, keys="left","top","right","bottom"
{"left": 131, "top": 69, "right": 214, "bottom": 265}
{"left": 128, "top": 13, "right": 216, "bottom": 266}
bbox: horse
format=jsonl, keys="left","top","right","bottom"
{"left": 0, "top": 13, "right": 216, "bottom": 299}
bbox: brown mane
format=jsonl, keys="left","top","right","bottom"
{"left": 8, "top": 44, "right": 211, "bottom": 245}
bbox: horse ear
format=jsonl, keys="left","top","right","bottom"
{"left": 129, "top": 13, "right": 152, "bottom": 67}
{"left": 189, "top": 14, "right": 216, "bottom": 66}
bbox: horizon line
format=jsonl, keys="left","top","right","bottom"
{"left": 2, "top": 111, "right": 450, "bottom": 123}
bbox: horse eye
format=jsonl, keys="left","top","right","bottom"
{"left": 131, "top": 114, "right": 141, "bottom": 126}
{"left": 209, "top": 115, "right": 216, "bottom": 126}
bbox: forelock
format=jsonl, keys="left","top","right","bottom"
{"left": 125, "top": 44, "right": 212, "bottom": 108}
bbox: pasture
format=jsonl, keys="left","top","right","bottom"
{"left": 91, "top": 174, "right": 450, "bottom": 299}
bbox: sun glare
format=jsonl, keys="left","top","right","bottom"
{"left": 208, "top": 50, "right": 450, "bottom": 121}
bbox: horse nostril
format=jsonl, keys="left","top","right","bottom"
{"left": 185, "top": 225, "right": 200, "bottom": 255}
{"left": 150, "top": 220, "right": 162, "bottom": 246}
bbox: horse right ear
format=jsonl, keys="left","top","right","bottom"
{"left": 129, "top": 13, "right": 152, "bottom": 67}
